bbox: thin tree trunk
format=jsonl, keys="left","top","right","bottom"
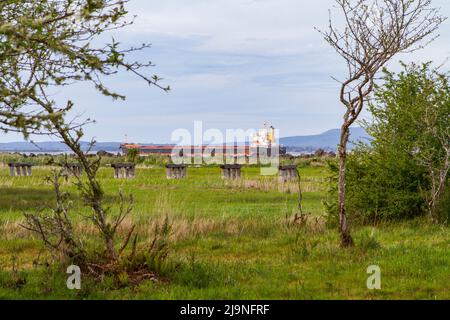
{"left": 106, "top": 236, "right": 117, "bottom": 260}
{"left": 338, "top": 124, "right": 354, "bottom": 247}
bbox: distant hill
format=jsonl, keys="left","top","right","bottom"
{"left": 0, "top": 127, "right": 371, "bottom": 154}
{"left": 280, "top": 127, "right": 371, "bottom": 153}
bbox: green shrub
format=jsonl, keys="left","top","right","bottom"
{"left": 435, "top": 185, "right": 450, "bottom": 224}
{"left": 326, "top": 63, "right": 449, "bottom": 226}
{"left": 324, "top": 149, "right": 427, "bottom": 226}
{"left": 358, "top": 229, "right": 381, "bottom": 253}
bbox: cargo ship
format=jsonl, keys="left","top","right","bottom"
{"left": 120, "top": 123, "right": 286, "bottom": 158}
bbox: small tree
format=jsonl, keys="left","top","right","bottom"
{"left": 318, "top": 0, "right": 445, "bottom": 247}
{"left": 1, "top": 1, "right": 169, "bottom": 270}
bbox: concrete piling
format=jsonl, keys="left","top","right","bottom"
{"left": 278, "top": 165, "right": 298, "bottom": 183}
{"left": 220, "top": 164, "right": 242, "bottom": 180}
{"left": 166, "top": 164, "right": 187, "bottom": 179}
{"left": 111, "top": 163, "right": 136, "bottom": 179}
{"left": 8, "top": 163, "right": 34, "bottom": 177}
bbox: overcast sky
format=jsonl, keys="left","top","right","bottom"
{"left": 3, "top": 0, "right": 450, "bottom": 143}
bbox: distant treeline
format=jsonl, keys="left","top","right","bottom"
{"left": 0, "top": 151, "right": 336, "bottom": 168}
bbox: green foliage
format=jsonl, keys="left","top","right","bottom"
{"left": 357, "top": 229, "right": 381, "bottom": 253}
{"left": 326, "top": 63, "right": 450, "bottom": 224}
{"left": 122, "top": 215, "right": 173, "bottom": 278}
{"left": 126, "top": 148, "right": 140, "bottom": 164}
{"left": 287, "top": 232, "right": 320, "bottom": 262}
{"left": 325, "top": 148, "right": 427, "bottom": 225}
{"left": 435, "top": 185, "right": 450, "bottom": 224}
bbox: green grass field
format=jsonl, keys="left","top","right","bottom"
{"left": 0, "top": 164, "right": 449, "bottom": 299}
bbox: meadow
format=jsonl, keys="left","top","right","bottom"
{"left": 0, "top": 161, "right": 448, "bottom": 299}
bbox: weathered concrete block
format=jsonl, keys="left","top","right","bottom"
{"left": 166, "top": 164, "right": 187, "bottom": 179}
{"left": 278, "top": 165, "right": 298, "bottom": 182}
{"left": 8, "top": 163, "right": 34, "bottom": 177}
{"left": 220, "top": 164, "right": 242, "bottom": 180}
{"left": 111, "top": 163, "right": 136, "bottom": 179}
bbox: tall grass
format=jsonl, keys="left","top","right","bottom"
{"left": 0, "top": 164, "right": 448, "bottom": 299}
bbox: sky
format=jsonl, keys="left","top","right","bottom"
{"left": 2, "top": 0, "right": 450, "bottom": 143}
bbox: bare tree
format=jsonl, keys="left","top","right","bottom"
{"left": 318, "top": 0, "right": 445, "bottom": 247}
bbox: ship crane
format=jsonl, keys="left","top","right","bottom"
{"left": 251, "top": 122, "right": 277, "bottom": 148}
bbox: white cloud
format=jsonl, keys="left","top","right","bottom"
{"left": 127, "top": 0, "right": 330, "bottom": 55}
{"left": 3, "top": 0, "right": 450, "bottom": 142}
{"left": 127, "top": 0, "right": 450, "bottom": 58}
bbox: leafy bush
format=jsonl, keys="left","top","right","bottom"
{"left": 325, "top": 148, "right": 427, "bottom": 226}
{"left": 358, "top": 229, "right": 381, "bottom": 253}
{"left": 325, "top": 63, "right": 449, "bottom": 225}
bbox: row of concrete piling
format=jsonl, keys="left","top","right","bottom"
{"left": 5, "top": 163, "right": 299, "bottom": 182}
{"left": 8, "top": 163, "right": 33, "bottom": 177}
{"left": 7, "top": 163, "right": 85, "bottom": 177}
